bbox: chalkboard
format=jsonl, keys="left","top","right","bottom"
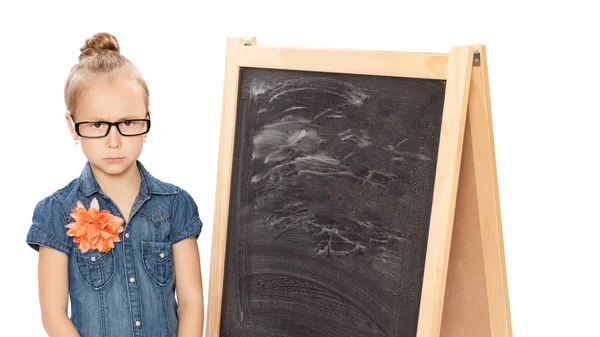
{"left": 207, "top": 39, "right": 512, "bottom": 337}
{"left": 219, "top": 67, "right": 447, "bottom": 337}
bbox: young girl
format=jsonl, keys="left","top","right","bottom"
{"left": 25, "top": 32, "right": 204, "bottom": 337}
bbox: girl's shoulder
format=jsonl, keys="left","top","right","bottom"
{"left": 33, "top": 177, "right": 81, "bottom": 217}
{"left": 26, "top": 179, "right": 81, "bottom": 256}
{"left": 141, "top": 172, "right": 203, "bottom": 243}
{"left": 139, "top": 163, "right": 198, "bottom": 204}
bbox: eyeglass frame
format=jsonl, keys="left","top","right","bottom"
{"left": 73, "top": 118, "right": 151, "bottom": 138}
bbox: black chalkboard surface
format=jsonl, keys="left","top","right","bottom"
{"left": 207, "top": 38, "right": 512, "bottom": 337}
{"left": 219, "top": 67, "right": 446, "bottom": 337}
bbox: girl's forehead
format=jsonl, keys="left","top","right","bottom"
{"left": 76, "top": 76, "right": 146, "bottom": 121}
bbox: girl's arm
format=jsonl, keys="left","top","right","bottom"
{"left": 38, "top": 246, "right": 81, "bottom": 337}
{"left": 173, "top": 237, "right": 204, "bottom": 337}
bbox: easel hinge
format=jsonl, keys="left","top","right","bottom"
{"left": 243, "top": 39, "right": 252, "bottom": 46}
{"left": 473, "top": 50, "right": 481, "bottom": 66}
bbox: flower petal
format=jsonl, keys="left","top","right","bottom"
{"left": 79, "top": 240, "right": 91, "bottom": 253}
{"left": 90, "top": 198, "right": 99, "bottom": 211}
{"left": 67, "top": 223, "right": 88, "bottom": 237}
{"left": 108, "top": 216, "right": 125, "bottom": 231}
{"left": 70, "top": 212, "right": 80, "bottom": 222}
{"left": 89, "top": 207, "right": 101, "bottom": 219}
{"left": 99, "top": 230, "right": 113, "bottom": 239}
{"left": 99, "top": 240, "right": 111, "bottom": 253}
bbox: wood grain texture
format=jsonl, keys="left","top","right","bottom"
{"left": 439, "top": 45, "right": 512, "bottom": 337}
{"left": 466, "top": 45, "right": 513, "bottom": 337}
{"left": 206, "top": 37, "right": 248, "bottom": 337}
{"left": 416, "top": 46, "right": 474, "bottom": 337}
{"left": 238, "top": 45, "right": 449, "bottom": 80}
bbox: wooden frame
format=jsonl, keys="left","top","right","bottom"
{"left": 207, "top": 37, "right": 512, "bottom": 337}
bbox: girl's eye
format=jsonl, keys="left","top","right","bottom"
{"left": 91, "top": 122, "right": 104, "bottom": 129}
{"left": 122, "top": 120, "right": 133, "bottom": 127}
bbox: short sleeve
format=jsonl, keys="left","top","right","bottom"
{"left": 26, "top": 195, "right": 73, "bottom": 256}
{"left": 169, "top": 188, "right": 203, "bottom": 244}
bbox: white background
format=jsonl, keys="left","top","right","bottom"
{"left": 1, "top": 1, "right": 598, "bottom": 336}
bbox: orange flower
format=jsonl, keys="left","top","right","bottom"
{"left": 65, "top": 198, "right": 125, "bottom": 253}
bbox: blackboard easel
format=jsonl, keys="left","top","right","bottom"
{"left": 207, "top": 37, "right": 512, "bottom": 337}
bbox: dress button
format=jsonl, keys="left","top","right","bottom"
{"left": 160, "top": 253, "right": 165, "bottom": 258}
{"left": 91, "top": 256, "right": 96, "bottom": 262}
{"left": 135, "top": 321, "right": 141, "bottom": 327}
{"left": 125, "top": 233, "right": 130, "bottom": 238}
{"left": 130, "top": 277, "right": 135, "bottom": 283}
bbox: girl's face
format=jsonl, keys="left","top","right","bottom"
{"left": 66, "top": 75, "right": 148, "bottom": 178}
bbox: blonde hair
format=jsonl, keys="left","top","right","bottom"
{"left": 64, "top": 32, "right": 149, "bottom": 118}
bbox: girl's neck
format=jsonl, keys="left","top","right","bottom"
{"left": 90, "top": 162, "right": 141, "bottom": 200}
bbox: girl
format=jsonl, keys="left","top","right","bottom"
{"left": 25, "top": 32, "right": 204, "bottom": 337}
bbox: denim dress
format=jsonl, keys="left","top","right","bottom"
{"left": 26, "top": 160, "right": 203, "bottom": 337}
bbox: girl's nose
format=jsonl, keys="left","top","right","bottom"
{"left": 106, "top": 125, "right": 122, "bottom": 149}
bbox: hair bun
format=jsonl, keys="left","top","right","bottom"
{"left": 79, "top": 32, "right": 120, "bottom": 61}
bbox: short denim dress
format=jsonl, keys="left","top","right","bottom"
{"left": 26, "top": 160, "right": 203, "bottom": 337}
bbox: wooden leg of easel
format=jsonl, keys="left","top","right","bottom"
{"left": 440, "top": 45, "right": 513, "bottom": 337}
{"left": 467, "top": 45, "right": 513, "bottom": 337}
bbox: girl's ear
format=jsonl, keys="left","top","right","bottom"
{"left": 65, "top": 112, "right": 79, "bottom": 142}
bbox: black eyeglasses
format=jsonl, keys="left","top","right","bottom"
{"left": 74, "top": 119, "right": 151, "bottom": 138}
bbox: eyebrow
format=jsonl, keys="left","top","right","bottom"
{"left": 118, "top": 115, "right": 148, "bottom": 120}
{"left": 79, "top": 115, "right": 147, "bottom": 122}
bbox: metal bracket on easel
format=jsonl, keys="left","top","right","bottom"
{"left": 473, "top": 50, "right": 481, "bottom": 66}
{"left": 243, "top": 39, "right": 252, "bottom": 46}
